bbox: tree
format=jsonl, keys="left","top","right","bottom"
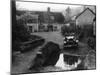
{"left": 12, "top": 0, "right": 30, "bottom": 42}
{"left": 65, "top": 7, "right": 72, "bottom": 23}
{"left": 61, "top": 25, "right": 75, "bottom": 36}
{"left": 12, "top": 0, "right": 31, "bottom": 52}
{"left": 12, "top": 0, "right": 16, "bottom": 27}
{"left": 54, "top": 13, "right": 65, "bottom": 24}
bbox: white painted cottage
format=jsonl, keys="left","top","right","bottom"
{"left": 26, "top": 14, "right": 39, "bottom": 33}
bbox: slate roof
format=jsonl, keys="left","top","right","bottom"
{"left": 16, "top": 10, "right": 64, "bottom": 23}
{"left": 75, "top": 8, "right": 96, "bottom": 19}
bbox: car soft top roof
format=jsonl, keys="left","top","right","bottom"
{"left": 65, "top": 33, "right": 75, "bottom": 36}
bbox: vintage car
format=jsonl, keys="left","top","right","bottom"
{"left": 63, "top": 33, "right": 78, "bottom": 48}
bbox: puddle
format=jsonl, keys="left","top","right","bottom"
{"left": 55, "top": 53, "right": 81, "bottom": 70}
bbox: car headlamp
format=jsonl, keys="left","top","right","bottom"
{"left": 64, "top": 41, "right": 66, "bottom": 43}
{"left": 76, "top": 40, "right": 79, "bottom": 42}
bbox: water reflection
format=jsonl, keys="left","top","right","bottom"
{"left": 55, "top": 53, "right": 81, "bottom": 70}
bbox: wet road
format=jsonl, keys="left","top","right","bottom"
{"left": 32, "top": 31, "right": 95, "bottom": 71}
{"left": 32, "top": 31, "right": 90, "bottom": 55}
{"left": 11, "top": 31, "right": 96, "bottom": 74}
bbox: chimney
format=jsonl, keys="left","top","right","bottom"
{"left": 47, "top": 7, "right": 50, "bottom": 13}
{"left": 83, "top": 6, "right": 87, "bottom": 10}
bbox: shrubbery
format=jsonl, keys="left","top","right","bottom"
{"left": 29, "top": 41, "right": 61, "bottom": 71}
{"left": 61, "top": 25, "right": 75, "bottom": 36}
{"left": 12, "top": 0, "right": 44, "bottom": 53}
{"left": 12, "top": 0, "right": 31, "bottom": 52}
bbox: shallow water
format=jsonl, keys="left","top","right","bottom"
{"left": 55, "top": 53, "right": 81, "bottom": 70}
{"left": 30, "top": 53, "right": 82, "bottom": 72}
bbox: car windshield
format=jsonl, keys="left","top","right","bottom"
{"left": 65, "top": 33, "right": 75, "bottom": 36}
{"left": 66, "top": 36, "right": 74, "bottom": 39}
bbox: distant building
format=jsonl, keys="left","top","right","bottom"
{"left": 38, "top": 7, "right": 64, "bottom": 31}
{"left": 41, "top": 7, "right": 55, "bottom": 26}
{"left": 75, "top": 8, "right": 96, "bottom": 37}
{"left": 75, "top": 8, "right": 95, "bottom": 27}
{"left": 24, "top": 13, "right": 39, "bottom": 33}
{"left": 16, "top": 7, "right": 65, "bottom": 32}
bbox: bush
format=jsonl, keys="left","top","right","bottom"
{"left": 12, "top": 18, "right": 30, "bottom": 41}
{"left": 12, "top": 19, "right": 31, "bottom": 52}
{"left": 29, "top": 41, "right": 61, "bottom": 71}
{"left": 87, "top": 37, "right": 96, "bottom": 49}
{"left": 61, "top": 25, "right": 75, "bottom": 36}
{"left": 41, "top": 41, "right": 61, "bottom": 66}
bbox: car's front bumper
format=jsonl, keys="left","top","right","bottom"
{"left": 63, "top": 44, "right": 78, "bottom": 48}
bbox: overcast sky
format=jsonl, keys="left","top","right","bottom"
{"left": 16, "top": 1, "right": 83, "bottom": 12}
{"left": 16, "top": 0, "right": 95, "bottom": 17}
